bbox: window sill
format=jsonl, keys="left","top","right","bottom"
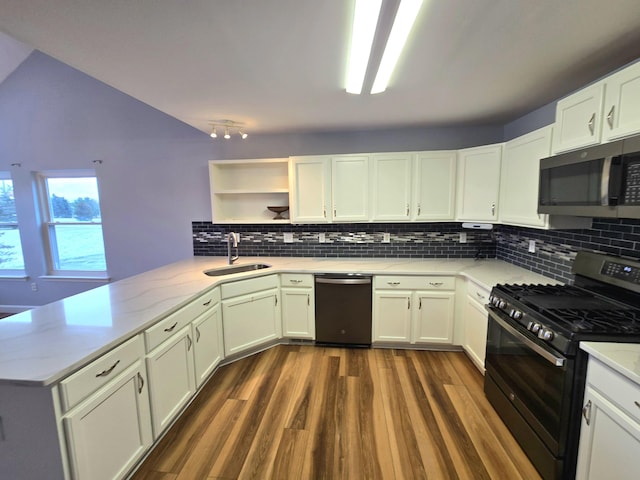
{"left": 0, "top": 273, "right": 29, "bottom": 281}
{"left": 39, "top": 275, "right": 111, "bottom": 282}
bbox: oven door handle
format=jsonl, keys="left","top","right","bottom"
{"left": 486, "top": 307, "right": 566, "bottom": 367}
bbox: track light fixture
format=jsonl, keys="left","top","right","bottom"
{"left": 208, "top": 120, "right": 248, "bottom": 140}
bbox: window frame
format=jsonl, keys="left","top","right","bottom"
{"left": 0, "top": 171, "right": 26, "bottom": 275}
{"left": 35, "top": 170, "right": 108, "bottom": 278}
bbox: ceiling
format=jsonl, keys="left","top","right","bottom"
{"left": 2, "top": 0, "right": 640, "bottom": 136}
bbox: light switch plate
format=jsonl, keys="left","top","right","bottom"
{"left": 528, "top": 240, "right": 536, "bottom": 253}
{"left": 283, "top": 232, "right": 294, "bottom": 243}
{"left": 382, "top": 233, "right": 391, "bottom": 243}
{"left": 319, "top": 233, "right": 326, "bottom": 243}
{"left": 459, "top": 232, "right": 467, "bottom": 243}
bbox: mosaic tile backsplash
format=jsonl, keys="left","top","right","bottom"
{"left": 192, "top": 218, "right": 640, "bottom": 285}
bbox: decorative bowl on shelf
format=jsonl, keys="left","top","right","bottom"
{"left": 267, "top": 205, "right": 289, "bottom": 220}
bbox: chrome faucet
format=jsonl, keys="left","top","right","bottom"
{"left": 227, "top": 232, "right": 239, "bottom": 264}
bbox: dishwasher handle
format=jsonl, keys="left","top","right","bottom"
{"left": 315, "top": 277, "right": 372, "bottom": 285}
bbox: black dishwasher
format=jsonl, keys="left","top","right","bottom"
{"left": 314, "top": 273, "right": 372, "bottom": 347}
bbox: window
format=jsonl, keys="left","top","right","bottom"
{"left": 37, "top": 171, "right": 107, "bottom": 275}
{"left": 0, "top": 173, "right": 26, "bottom": 272}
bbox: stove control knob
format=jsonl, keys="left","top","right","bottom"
{"left": 531, "top": 323, "right": 541, "bottom": 334}
{"left": 539, "top": 329, "right": 554, "bottom": 341}
{"left": 498, "top": 300, "right": 506, "bottom": 309}
{"left": 512, "top": 310, "right": 523, "bottom": 320}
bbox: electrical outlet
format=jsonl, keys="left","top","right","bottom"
{"left": 283, "top": 232, "right": 294, "bottom": 243}
{"left": 528, "top": 240, "right": 536, "bottom": 253}
{"left": 382, "top": 233, "right": 391, "bottom": 243}
{"left": 319, "top": 232, "right": 326, "bottom": 243}
{"left": 459, "top": 232, "right": 467, "bottom": 243}
{"left": 31, "top": 282, "right": 38, "bottom": 292}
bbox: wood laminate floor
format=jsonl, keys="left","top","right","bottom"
{"left": 131, "top": 345, "right": 541, "bottom": 480}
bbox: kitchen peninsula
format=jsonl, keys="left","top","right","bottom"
{"left": 0, "top": 256, "right": 555, "bottom": 480}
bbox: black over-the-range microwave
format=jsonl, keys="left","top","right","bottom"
{"left": 538, "top": 134, "right": 640, "bottom": 218}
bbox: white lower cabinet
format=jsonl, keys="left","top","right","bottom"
{"left": 64, "top": 360, "right": 152, "bottom": 480}
{"left": 281, "top": 273, "right": 315, "bottom": 339}
{"left": 146, "top": 325, "right": 196, "bottom": 438}
{"left": 221, "top": 275, "right": 281, "bottom": 356}
{"left": 192, "top": 302, "right": 224, "bottom": 387}
{"left": 373, "top": 276, "right": 455, "bottom": 345}
{"left": 462, "top": 280, "right": 490, "bottom": 372}
{"left": 576, "top": 357, "right": 640, "bottom": 479}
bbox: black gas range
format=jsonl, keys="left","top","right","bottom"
{"left": 484, "top": 251, "right": 640, "bottom": 480}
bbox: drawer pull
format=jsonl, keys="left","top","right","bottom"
{"left": 635, "top": 400, "right": 640, "bottom": 409}
{"left": 582, "top": 400, "right": 592, "bottom": 426}
{"left": 164, "top": 322, "right": 178, "bottom": 333}
{"left": 95, "top": 359, "right": 120, "bottom": 378}
{"left": 607, "top": 105, "right": 615, "bottom": 128}
{"left": 187, "top": 334, "right": 193, "bottom": 351}
{"left": 588, "top": 113, "right": 596, "bottom": 135}
{"left": 387, "top": 281, "right": 400, "bottom": 286}
{"left": 429, "top": 282, "right": 443, "bottom": 287}
{"left": 202, "top": 299, "right": 212, "bottom": 306}
{"left": 195, "top": 326, "right": 201, "bottom": 342}
{"left": 290, "top": 279, "right": 303, "bottom": 284}
{"left": 476, "top": 292, "right": 486, "bottom": 300}
{"left": 137, "top": 372, "right": 144, "bottom": 394}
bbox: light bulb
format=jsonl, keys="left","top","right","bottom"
{"left": 224, "top": 127, "right": 230, "bottom": 139}
{"left": 240, "top": 130, "right": 248, "bottom": 139}
{"left": 210, "top": 127, "right": 217, "bottom": 138}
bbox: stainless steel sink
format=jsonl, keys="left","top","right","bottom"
{"left": 203, "top": 263, "right": 271, "bottom": 276}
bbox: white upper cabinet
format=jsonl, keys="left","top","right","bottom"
{"left": 209, "top": 159, "right": 290, "bottom": 223}
{"left": 331, "top": 155, "right": 370, "bottom": 222}
{"left": 289, "top": 156, "right": 331, "bottom": 223}
{"left": 552, "top": 81, "right": 605, "bottom": 154}
{"left": 500, "top": 126, "right": 552, "bottom": 228}
{"left": 602, "top": 61, "right": 640, "bottom": 142}
{"left": 370, "top": 153, "right": 412, "bottom": 221}
{"left": 456, "top": 143, "right": 502, "bottom": 222}
{"left": 413, "top": 151, "right": 457, "bottom": 221}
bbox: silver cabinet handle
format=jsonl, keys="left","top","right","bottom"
{"left": 476, "top": 292, "right": 486, "bottom": 300}
{"left": 323, "top": 207, "right": 327, "bottom": 218}
{"left": 275, "top": 295, "right": 278, "bottom": 306}
{"left": 387, "top": 281, "right": 400, "bottom": 286}
{"left": 307, "top": 294, "right": 310, "bottom": 306}
{"left": 582, "top": 400, "right": 592, "bottom": 425}
{"left": 137, "top": 372, "right": 144, "bottom": 394}
{"left": 195, "top": 325, "right": 201, "bottom": 342}
{"left": 607, "top": 105, "right": 615, "bottom": 128}
{"left": 95, "top": 359, "right": 120, "bottom": 378}
{"left": 588, "top": 113, "right": 596, "bottom": 134}
{"left": 417, "top": 204, "right": 421, "bottom": 216}
{"left": 202, "top": 299, "right": 212, "bottom": 307}
{"left": 429, "top": 282, "right": 443, "bottom": 287}
{"left": 290, "top": 279, "right": 303, "bottom": 284}
{"left": 419, "top": 298, "right": 422, "bottom": 309}
{"left": 334, "top": 208, "right": 337, "bottom": 217}
{"left": 634, "top": 400, "right": 640, "bottom": 409}
{"left": 187, "top": 334, "right": 192, "bottom": 351}
{"left": 164, "top": 322, "right": 178, "bottom": 333}
{"left": 491, "top": 203, "right": 496, "bottom": 216}
{"left": 407, "top": 298, "right": 411, "bottom": 309}
{"left": 406, "top": 204, "right": 409, "bottom": 216}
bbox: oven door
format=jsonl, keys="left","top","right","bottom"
{"left": 484, "top": 307, "right": 574, "bottom": 458}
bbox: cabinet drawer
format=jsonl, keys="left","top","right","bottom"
{"left": 466, "top": 280, "right": 490, "bottom": 305}
{"left": 281, "top": 273, "right": 314, "bottom": 288}
{"left": 59, "top": 335, "right": 144, "bottom": 412}
{"left": 221, "top": 274, "right": 279, "bottom": 299}
{"left": 587, "top": 357, "right": 640, "bottom": 424}
{"left": 374, "top": 275, "right": 455, "bottom": 290}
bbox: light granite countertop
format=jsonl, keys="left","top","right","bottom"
{"left": 581, "top": 342, "right": 640, "bottom": 385}
{"left": 0, "top": 256, "right": 558, "bottom": 387}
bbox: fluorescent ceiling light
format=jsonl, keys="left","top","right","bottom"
{"left": 371, "top": 0, "right": 423, "bottom": 94}
{"left": 345, "top": 0, "right": 383, "bottom": 94}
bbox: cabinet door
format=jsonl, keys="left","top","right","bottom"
{"left": 64, "top": 361, "right": 152, "bottom": 480}
{"left": 289, "top": 156, "right": 331, "bottom": 223}
{"left": 463, "top": 295, "right": 488, "bottom": 372}
{"left": 412, "top": 291, "right": 455, "bottom": 344}
{"left": 602, "top": 62, "right": 640, "bottom": 142}
{"left": 413, "top": 151, "right": 457, "bottom": 220}
{"left": 500, "top": 126, "right": 552, "bottom": 228}
{"left": 222, "top": 289, "right": 281, "bottom": 356}
{"left": 373, "top": 291, "right": 412, "bottom": 343}
{"left": 456, "top": 144, "right": 502, "bottom": 222}
{"left": 331, "top": 155, "right": 369, "bottom": 221}
{"left": 576, "top": 387, "right": 640, "bottom": 479}
{"left": 553, "top": 82, "right": 605, "bottom": 153}
{"left": 281, "top": 287, "right": 315, "bottom": 339}
{"left": 146, "top": 326, "right": 196, "bottom": 438}
{"left": 192, "top": 303, "right": 223, "bottom": 388}
{"left": 370, "top": 153, "right": 412, "bottom": 221}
